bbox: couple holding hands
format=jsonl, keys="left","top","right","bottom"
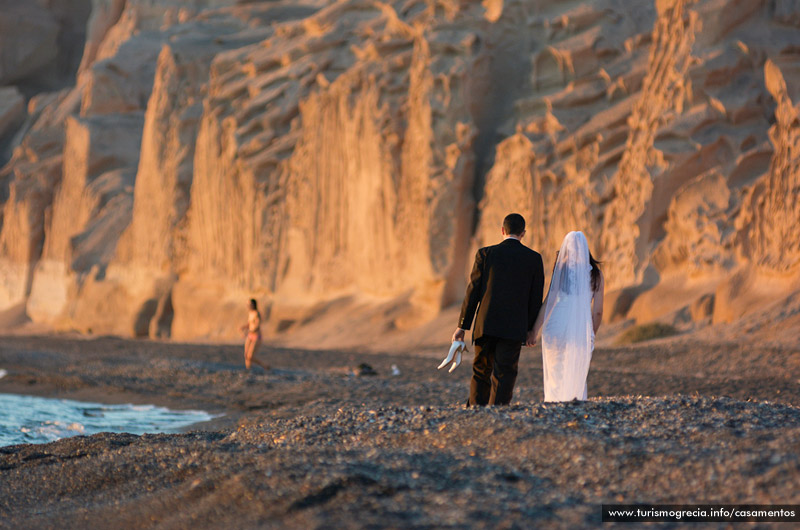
{"left": 443, "top": 213, "right": 604, "bottom": 405}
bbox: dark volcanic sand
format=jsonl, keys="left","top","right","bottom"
{"left": 1, "top": 335, "right": 799, "bottom": 528}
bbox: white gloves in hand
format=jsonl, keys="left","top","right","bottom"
{"left": 438, "top": 340, "right": 467, "bottom": 373}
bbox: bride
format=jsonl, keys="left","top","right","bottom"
{"left": 529, "top": 231, "right": 604, "bottom": 401}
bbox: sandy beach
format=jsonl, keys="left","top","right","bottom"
{"left": 2, "top": 334, "right": 799, "bottom": 528}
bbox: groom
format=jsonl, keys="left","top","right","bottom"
{"left": 452, "top": 213, "right": 545, "bottom": 406}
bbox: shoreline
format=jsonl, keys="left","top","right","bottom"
{"left": 0, "top": 384, "right": 233, "bottom": 438}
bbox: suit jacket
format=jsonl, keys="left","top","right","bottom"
{"left": 458, "top": 238, "right": 545, "bottom": 343}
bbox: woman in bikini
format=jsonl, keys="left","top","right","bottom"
{"left": 240, "top": 299, "right": 268, "bottom": 371}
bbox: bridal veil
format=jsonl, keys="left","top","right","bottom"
{"left": 541, "top": 231, "right": 594, "bottom": 402}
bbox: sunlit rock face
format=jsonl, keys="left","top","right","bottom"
{"left": 1, "top": 0, "right": 799, "bottom": 340}
{"left": 473, "top": 0, "right": 800, "bottom": 328}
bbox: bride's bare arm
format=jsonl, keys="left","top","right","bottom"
{"left": 526, "top": 291, "right": 549, "bottom": 346}
{"left": 592, "top": 271, "right": 604, "bottom": 334}
{"left": 534, "top": 292, "right": 548, "bottom": 336}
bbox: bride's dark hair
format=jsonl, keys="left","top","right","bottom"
{"left": 589, "top": 253, "right": 602, "bottom": 291}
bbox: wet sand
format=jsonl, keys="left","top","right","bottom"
{"left": 1, "top": 334, "right": 799, "bottom": 528}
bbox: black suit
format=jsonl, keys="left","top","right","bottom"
{"left": 457, "top": 238, "right": 544, "bottom": 405}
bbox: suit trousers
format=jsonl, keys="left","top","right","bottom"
{"left": 468, "top": 335, "right": 522, "bottom": 406}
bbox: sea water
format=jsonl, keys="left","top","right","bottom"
{"left": 0, "top": 393, "right": 218, "bottom": 447}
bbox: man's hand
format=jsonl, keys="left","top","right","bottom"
{"left": 452, "top": 328, "right": 466, "bottom": 343}
{"left": 525, "top": 329, "right": 537, "bottom": 347}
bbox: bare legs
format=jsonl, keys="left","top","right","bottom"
{"left": 244, "top": 335, "right": 269, "bottom": 371}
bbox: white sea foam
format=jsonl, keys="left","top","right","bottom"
{"left": 35, "top": 421, "right": 86, "bottom": 442}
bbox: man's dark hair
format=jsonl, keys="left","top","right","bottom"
{"left": 249, "top": 298, "right": 258, "bottom": 310}
{"left": 502, "top": 213, "right": 525, "bottom": 236}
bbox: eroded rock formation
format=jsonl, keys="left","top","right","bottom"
{"left": 1, "top": 0, "right": 799, "bottom": 341}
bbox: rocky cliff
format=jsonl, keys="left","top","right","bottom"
{"left": 1, "top": 0, "right": 799, "bottom": 342}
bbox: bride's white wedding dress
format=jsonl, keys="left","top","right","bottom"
{"left": 541, "top": 231, "right": 595, "bottom": 402}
